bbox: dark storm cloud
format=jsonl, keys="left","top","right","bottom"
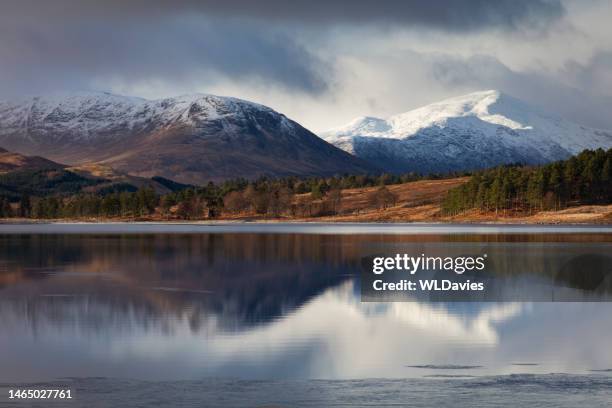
{"left": 0, "top": 0, "right": 566, "bottom": 97}
{"left": 0, "top": 16, "right": 330, "bottom": 96}
{"left": 3, "top": 0, "right": 565, "bottom": 32}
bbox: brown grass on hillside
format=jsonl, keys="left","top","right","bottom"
{"left": 218, "top": 177, "right": 468, "bottom": 222}
{"left": 445, "top": 205, "right": 612, "bottom": 224}
{"left": 221, "top": 176, "right": 612, "bottom": 224}
{"left": 309, "top": 178, "right": 469, "bottom": 222}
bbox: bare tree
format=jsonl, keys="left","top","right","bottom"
{"left": 326, "top": 188, "right": 343, "bottom": 215}
{"left": 242, "top": 185, "right": 269, "bottom": 215}
{"left": 368, "top": 186, "right": 398, "bottom": 210}
{"left": 296, "top": 194, "right": 314, "bottom": 217}
{"left": 224, "top": 191, "right": 249, "bottom": 213}
{"left": 268, "top": 187, "right": 292, "bottom": 217}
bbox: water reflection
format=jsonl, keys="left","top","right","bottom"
{"left": 0, "top": 231, "right": 611, "bottom": 382}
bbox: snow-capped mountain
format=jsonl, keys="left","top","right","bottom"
{"left": 0, "top": 92, "right": 373, "bottom": 183}
{"left": 321, "top": 90, "right": 612, "bottom": 173}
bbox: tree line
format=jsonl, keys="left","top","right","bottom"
{"left": 0, "top": 171, "right": 411, "bottom": 220}
{"left": 442, "top": 148, "right": 612, "bottom": 216}
{"left": 5, "top": 149, "right": 610, "bottom": 220}
{"left": 8, "top": 189, "right": 158, "bottom": 219}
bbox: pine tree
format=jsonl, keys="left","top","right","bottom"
{"left": 0, "top": 197, "right": 13, "bottom": 218}
{"left": 601, "top": 157, "right": 611, "bottom": 202}
{"left": 441, "top": 148, "right": 612, "bottom": 216}
{"left": 19, "top": 194, "right": 31, "bottom": 218}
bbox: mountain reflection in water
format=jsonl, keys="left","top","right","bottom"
{"left": 0, "top": 231, "right": 611, "bottom": 383}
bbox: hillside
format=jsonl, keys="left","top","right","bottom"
{"left": 0, "top": 147, "right": 64, "bottom": 174}
{"left": 213, "top": 177, "right": 467, "bottom": 222}
{"left": 0, "top": 92, "right": 375, "bottom": 184}
{"left": 225, "top": 178, "right": 612, "bottom": 223}
{"left": 0, "top": 148, "right": 184, "bottom": 199}
{"left": 2, "top": 171, "right": 611, "bottom": 223}
{"left": 307, "top": 178, "right": 468, "bottom": 221}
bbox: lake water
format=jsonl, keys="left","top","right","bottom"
{"left": 1, "top": 223, "right": 611, "bottom": 407}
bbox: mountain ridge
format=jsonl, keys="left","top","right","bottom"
{"left": 321, "top": 90, "right": 612, "bottom": 173}
{"left": 0, "top": 92, "right": 375, "bottom": 183}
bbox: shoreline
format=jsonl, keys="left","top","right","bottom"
{"left": 1, "top": 220, "right": 612, "bottom": 235}
{"left": 1, "top": 218, "right": 612, "bottom": 226}
{"left": 1, "top": 218, "right": 611, "bottom": 225}
{"left": 2, "top": 204, "right": 611, "bottom": 228}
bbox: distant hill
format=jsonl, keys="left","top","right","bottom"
{"left": 0, "top": 147, "right": 64, "bottom": 174}
{"left": 0, "top": 148, "right": 185, "bottom": 200}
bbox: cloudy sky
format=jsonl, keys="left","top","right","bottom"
{"left": 1, "top": 0, "right": 611, "bottom": 132}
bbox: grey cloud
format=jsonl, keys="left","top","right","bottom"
{"left": 3, "top": 0, "right": 565, "bottom": 32}
{"left": 0, "top": 0, "right": 566, "bottom": 99}
{"left": 1, "top": 0, "right": 605, "bottom": 134}
{"left": 0, "top": 17, "right": 330, "bottom": 97}
{"left": 430, "top": 53, "right": 612, "bottom": 130}
{"left": 562, "top": 52, "right": 612, "bottom": 98}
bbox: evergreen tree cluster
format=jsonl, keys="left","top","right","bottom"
{"left": 22, "top": 188, "right": 158, "bottom": 219}
{"left": 0, "top": 168, "right": 104, "bottom": 200}
{"left": 442, "top": 149, "right": 612, "bottom": 215}
{"left": 0, "top": 196, "right": 12, "bottom": 217}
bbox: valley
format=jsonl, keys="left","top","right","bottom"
{"left": 0, "top": 90, "right": 611, "bottom": 225}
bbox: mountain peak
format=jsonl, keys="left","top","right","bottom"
{"left": 457, "top": 89, "right": 502, "bottom": 100}
{"left": 0, "top": 91, "right": 285, "bottom": 142}
{"left": 391, "top": 89, "right": 535, "bottom": 134}
{"left": 0, "top": 91, "right": 374, "bottom": 183}
{"left": 435, "top": 89, "right": 502, "bottom": 106}
{"left": 10, "top": 90, "right": 146, "bottom": 105}
{"left": 321, "top": 90, "right": 531, "bottom": 142}
{"left": 2, "top": 91, "right": 271, "bottom": 113}
{"left": 321, "top": 91, "right": 612, "bottom": 174}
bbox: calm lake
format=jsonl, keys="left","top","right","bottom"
{"left": 1, "top": 223, "right": 611, "bottom": 407}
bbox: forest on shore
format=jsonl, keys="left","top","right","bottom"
{"left": 442, "top": 148, "right": 612, "bottom": 216}
{"left": 1, "top": 149, "right": 611, "bottom": 221}
{"left": 0, "top": 171, "right": 451, "bottom": 220}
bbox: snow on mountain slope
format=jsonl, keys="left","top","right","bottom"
{"left": 321, "top": 90, "right": 612, "bottom": 173}
{"left": 0, "top": 91, "right": 291, "bottom": 141}
{"left": 0, "top": 92, "right": 374, "bottom": 183}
